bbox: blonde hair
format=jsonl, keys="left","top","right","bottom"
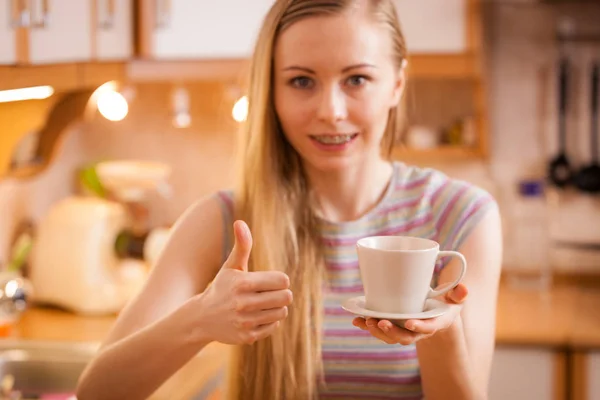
{"left": 228, "top": 1, "right": 407, "bottom": 399}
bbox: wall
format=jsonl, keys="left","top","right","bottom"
{"left": 483, "top": 0, "right": 600, "bottom": 273}
{"left": 1, "top": 1, "right": 599, "bottom": 273}
{"left": 0, "top": 81, "right": 239, "bottom": 265}
{"left": 0, "top": 97, "right": 58, "bottom": 174}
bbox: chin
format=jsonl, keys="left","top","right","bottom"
{"left": 300, "top": 153, "right": 363, "bottom": 174}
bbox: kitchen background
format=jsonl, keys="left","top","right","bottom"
{"left": 0, "top": 0, "right": 599, "bottom": 399}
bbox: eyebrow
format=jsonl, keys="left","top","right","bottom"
{"left": 282, "top": 63, "right": 377, "bottom": 73}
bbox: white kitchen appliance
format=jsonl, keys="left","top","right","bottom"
{"left": 28, "top": 160, "right": 171, "bottom": 315}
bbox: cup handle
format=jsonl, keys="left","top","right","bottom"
{"left": 427, "top": 251, "right": 467, "bottom": 299}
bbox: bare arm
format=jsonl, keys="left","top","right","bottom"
{"left": 76, "top": 195, "right": 225, "bottom": 400}
{"left": 77, "top": 198, "right": 292, "bottom": 400}
{"left": 417, "top": 206, "right": 503, "bottom": 399}
{"left": 353, "top": 206, "right": 502, "bottom": 399}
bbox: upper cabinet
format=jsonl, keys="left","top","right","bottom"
{"left": 95, "top": 0, "right": 133, "bottom": 61}
{"left": 0, "top": 0, "right": 19, "bottom": 64}
{"left": 139, "top": 0, "right": 275, "bottom": 60}
{"left": 0, "top": 0, "right": 133, "bottom": 66}
{"left": 28, "top": 0, "right": 92, "bottom": 64}
{"left": 394, "top": 0, "right": 467, "bottom": 54}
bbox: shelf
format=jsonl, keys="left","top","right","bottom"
{"left": 389, "top": 145, "right": 485, "bottom": 164}
{"left": 0, "top": 52, "right": 481, "bottom": 91}
{"left": 125, "top": 53, "right": 481, "bottom": 84}
{"left": 127, "top": 58, "right": 250, "bottom": 84}
{"left": 406, "top": 53, "right": 480, "bottom": 80}
{"left": 0, "top": 62, "right": 126, "bottom": 92}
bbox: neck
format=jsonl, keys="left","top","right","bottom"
{"left": 305, "top": 157, "right": 394, "bottom": 223}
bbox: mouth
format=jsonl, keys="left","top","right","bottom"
{"left": 309, "top": 133, "right": 359, "bottom": 145}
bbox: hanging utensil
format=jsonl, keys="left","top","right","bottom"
{"left": 574, "top": 61, "right": 600, "bottom": 193}
{"left": 548, "top": 58, "right": 574, "bottom": 187}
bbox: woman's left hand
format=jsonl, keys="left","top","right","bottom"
{"left": 352, "top": 283, "right": 468, "bottom": 346}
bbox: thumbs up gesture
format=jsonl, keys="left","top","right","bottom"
{"left": 196, "top": 220, "right": 292, "bottom": 345}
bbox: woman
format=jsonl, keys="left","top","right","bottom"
{"left": 77, "top": 0, "right": 502, "bottom": 399}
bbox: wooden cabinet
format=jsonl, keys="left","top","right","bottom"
{"left": 572, "top": 351, "right": 600, "bottom": 400}
{"left": 0, "top": 0, "right": 134, "bottom": 66}
{"left": 588, "top": 352, "right": 600, "bottom": 400}
{"left": 94, "top": 0, "right": 133, "bottom": 60}
{"left": 28, "top": 0, "right": 92, "bottom": 64}
{"left": 0, "top": 0, "right": 18, "bottom": 64}
{"left": 139, "top": 0, "right": 274, "bottom": 60}
{"left": 489, "top": 347, "right": 563, "bottom": 400}
{"left": 394, "top": 0, "right": 467, "bottom": 54}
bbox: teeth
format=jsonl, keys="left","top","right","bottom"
{"left": 313, "top": 134, "right": 355, "bottom": 144}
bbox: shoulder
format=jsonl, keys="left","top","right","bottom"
{"left": 178, "top": 190, "right": 232, "bottom": 228}
{"left": 395, "top": 162, "right": 498, "bottom": 250}
{"left": 166, "top": 189, "right": 236, "bottom": 273}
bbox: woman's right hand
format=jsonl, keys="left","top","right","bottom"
{"left": 191, "top": 220, "right": 292, "bottom": 345}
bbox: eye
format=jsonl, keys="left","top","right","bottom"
{"left": 346, "top": 75, "right": 368, "bottom": 87}
{"left": 289, "top": 76, "right": 314, "bottom": 89}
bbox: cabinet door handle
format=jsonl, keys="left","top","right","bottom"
{"left": 99, "top": 0, "right": 115, "bottom": 30}
{"left": 10, "top": 0, "right": 30, "bottom": 28}
{"left": 31, "top": 0, "right": 49, "bottom": 29}
{"left": 155, "top": 0, "right": 170, "bottom": 29}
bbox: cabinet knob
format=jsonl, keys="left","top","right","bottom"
{"left": 98, "top": 0, "right": 115, "bottom": 30}
{"left": 155, "top": 0, "right": 171, "bottom": 29}
{"left": 30, "top": 0, "right": 50, "bottom": 29}
{"left": 10, "top": 0, "right": 30, "bottom": 28}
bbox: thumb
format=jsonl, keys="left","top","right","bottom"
{"left": 224, "top": 220, "right": 253, "bottom": 271}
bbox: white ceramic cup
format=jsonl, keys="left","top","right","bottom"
{"left": 356, "top": 236, "right": 467, "bottom": 314}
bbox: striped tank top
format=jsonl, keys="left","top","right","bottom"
{"left": 215, "top": 161, "right": 496, "bottom": 399}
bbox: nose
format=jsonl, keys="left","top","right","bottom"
{"left": 317, "top": 84, "right": 347, "bottom": 124}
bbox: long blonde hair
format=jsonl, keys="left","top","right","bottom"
{"left": 228, "top": 1, "right": 407, "bottom": 399}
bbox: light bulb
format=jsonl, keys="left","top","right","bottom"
{"left": 232, "top": 96, "right": 248, "bottom": 122}
{"left": 97, "top": 90, "right": 128, "bottom": 121}
{"left": 0, "top": 86, "right": 54, "bottom": 103}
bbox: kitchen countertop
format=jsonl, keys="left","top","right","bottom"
{"left": 495, "top": 281, "right": 600, "bottom": 348}
{"left": 5, "top": 281, "right": 600, "bottom": 349}
{"left": 1, "top": 281, "right": 598, "bottom": 399}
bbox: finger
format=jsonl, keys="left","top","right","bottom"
{"left": 242, "top": 271, "right": 291, "bottom": 292}
{"left": 377, "top": 320, "right": 425, "bottom": 345}
{"left": 403, "top": 318, "right": 441, "bottom": 335}
{"left": 352, "top": 318, "right": 368, "bottom": 330}
{"left": 250, "top": 321, "right": 280, "bottom": 343}
{"left": 224, "top": 220, "right": 252, "bottom": 271}
{"left": 250, "top": 306, "right": 288, "bottom": 326}
{"left": 235, "top": 289, "right": 293, "bottom": 312}
{"left": 445, "top": 283, "right": 469, "bottom": 304}
{"left": 365, "top": 318, "right": 396, "bottom": 344}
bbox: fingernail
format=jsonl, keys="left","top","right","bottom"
{"left": 407, "top": 323, "right": 418, "bottom": 331}
{"left": 381, "top": 324, "right": 390, "bottom": 333}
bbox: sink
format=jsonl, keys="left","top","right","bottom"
{"left": 0, "top": 339, "right": 99, "bottom": 396}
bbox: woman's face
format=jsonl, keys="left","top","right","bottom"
{"left": 273, "top": 10, "right": 404, "bottom": 173}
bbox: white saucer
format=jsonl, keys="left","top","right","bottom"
{"left": 341, "top": 296, "right": 450, "bottom": 328}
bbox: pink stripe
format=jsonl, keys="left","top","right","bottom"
{"left": 322, "top": 214, "right": 433, "bottom": 247}
{"left": 328, "top": 285, "right": 364, "bottom": 293}
{"left": 217, "top": 191, "right": 234, "bottom": 212}
{"left": 321, "top": 395, "right": 422, "bottom": 400}
{"left": 326, "top": 260, "right": 358, "bottom": 271}
{"left": 434, "top": 186, "right": 468, "bottom": 232}
{"left": 322, "top": 350, "right": 417, "bottom": 361}
{"left": 324, "top": 307, "right": 355, "bottom": 316}
{"left": 324, "top": 329, "right": 373, "bottom": 337}
{"left": 430, "top": 180, "right": 450, "bottom": 204}
{"left": 377, "top": 197, "right": 422, "bottom": 215}
{"left": 444, "top": 197, "right": 492, "bottom": 247}
{"left": 324, "top": 374, "right": 421, "bottom": 385}
{"left": 394, "top": 175, "right": 429, "bottom": 190}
